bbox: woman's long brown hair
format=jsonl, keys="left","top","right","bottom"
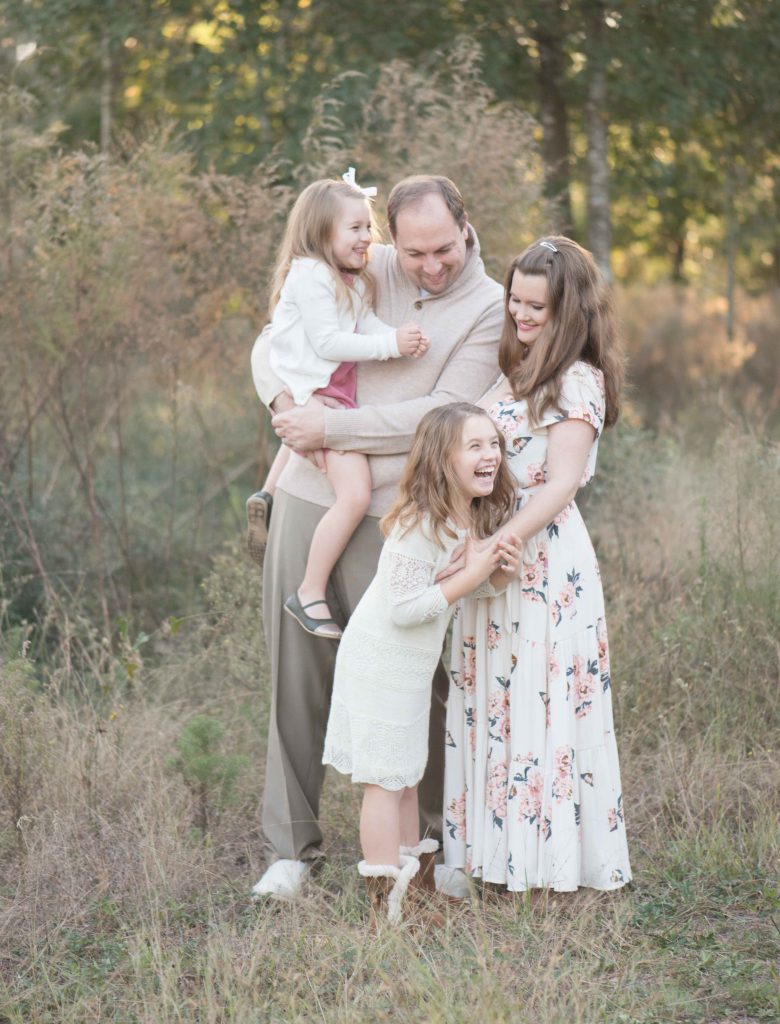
{"left": 380, "top": 403, "right": 515, "bottom": 545}
{"left": 497, "top": 236, "right": 624, "bottom": 428}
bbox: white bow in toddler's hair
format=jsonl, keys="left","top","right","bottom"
{"left": 342, "top": 167, "right": 377, "bottom": 198}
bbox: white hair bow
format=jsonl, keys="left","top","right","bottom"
{"left": 342, "top": 167, "right": 377, "bottom": 198}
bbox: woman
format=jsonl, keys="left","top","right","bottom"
{"left": 443, "top": 237, "right": 632, "bottom": 892}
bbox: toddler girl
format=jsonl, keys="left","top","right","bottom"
{"left": 322, "top": 402, "right": 521, "bottom": 926}
{"left": 250, "top": 169, "right": 429, "bottom": 640}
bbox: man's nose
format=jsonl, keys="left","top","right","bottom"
{"left": 422, "top": 255, "right": 441, "bottom": 274}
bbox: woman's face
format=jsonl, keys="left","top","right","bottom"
{"left": 506, "top": 270, "right": 550, "bottom": 349}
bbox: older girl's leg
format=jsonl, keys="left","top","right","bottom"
{"left": 360, "top": 784, "right": 402, "bottom": 865}
{"left": 399, "top": 786, "right": 420, "bottom": 849}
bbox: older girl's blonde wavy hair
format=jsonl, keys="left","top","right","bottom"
{"left": 268, "top": 179, "right": 380, "bottom": 316}
{"left": 380, "top": 403, "right": 515, "bottom": 545}
{"left": 498, "top": 236, "right": 624, "bottom": 428}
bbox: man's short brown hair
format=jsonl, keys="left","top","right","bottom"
{"left": 386, "top": 175, "right": 467, "bottom": 237}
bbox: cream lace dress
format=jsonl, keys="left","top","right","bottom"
{"left": 323, "top": 518, "right": 468, "bottom": 790}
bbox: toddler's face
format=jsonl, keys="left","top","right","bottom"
{"left": 331, "top": 196, "right": 373, "bottom": 271}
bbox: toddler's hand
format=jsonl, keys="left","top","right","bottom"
{"left": 396, "top": 324, "right": 429, "bottom": 358}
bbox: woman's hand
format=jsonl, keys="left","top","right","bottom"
{"left": 490, "top": 533, "right": 522, "bottom": 589}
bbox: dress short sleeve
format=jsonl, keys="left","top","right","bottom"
{"left": 553, "top": 362, "right": 606, "bottom": 438}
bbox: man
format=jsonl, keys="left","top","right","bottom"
{"left": 250, "top": 174, "right": 504, "bottom": 899}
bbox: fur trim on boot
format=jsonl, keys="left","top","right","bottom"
{"left": 401, "top": 838, "right": 439, "bottom": 895}
{"left": 358, "top": 855, "right": 420, "bottom": 925}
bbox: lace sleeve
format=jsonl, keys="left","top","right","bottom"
{"left": 469, "top": 579, "right": 499, "bottom": 599}
{"left": 387, "top": 550, "right": 449, "bottom": 627}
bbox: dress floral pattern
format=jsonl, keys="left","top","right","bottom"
{"left": 443, "top": 361, "right": 632, "bottom": 891}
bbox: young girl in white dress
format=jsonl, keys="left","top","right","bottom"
{"left": 322, "top": 402, "right": 521, "bottom": 924}
{"left": 444, "top": 237, "right": 632, "bottom": 893}
{"left": 247, "top": 170, "right": 429, "bottom": 639}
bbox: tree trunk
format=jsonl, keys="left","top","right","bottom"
{"left": 584, "top": 0, "right": 612, "bottom": 281}
{"left": 100, "top": 28, "right": 112, "bottom": 155}
{"left": 724, "top": 165, "right": 737, "bottom": 342}
{"left": 533, "top": 0, "right": 574, "bottom": 234}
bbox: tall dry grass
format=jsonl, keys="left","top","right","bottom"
{"left": 1, "top": 428, "right": 777, "bottom": 1023}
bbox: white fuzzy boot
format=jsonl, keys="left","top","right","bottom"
{"left": 400, "top": 838, "right": 440, "bottom": 895}
{"left": 358, "top": 854, "right": 420, "bottom": 926}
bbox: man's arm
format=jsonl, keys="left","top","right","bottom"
{"left": 323, "top": 303, "right": 503, "bottom": 454}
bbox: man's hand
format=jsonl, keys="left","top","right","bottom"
{"left": 272, "top": 398, "right": 326, "bottom": 451}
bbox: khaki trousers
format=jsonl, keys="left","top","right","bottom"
{"left": 261, "top": 490, "right": 448, "bottom": 861}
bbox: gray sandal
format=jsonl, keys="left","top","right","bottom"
{"left": 284, "top": 592, "right": 343, "bottom": 640}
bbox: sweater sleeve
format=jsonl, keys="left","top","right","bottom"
{"left": 384, "top": 524, "right": 450, "bottom": 627}
{"left": 322, "top": 299, "right": 504, "bottom": 454}
{"left": 250, "top": 324, "right": 286, "bottom": 409}
{"left": 296, "top": 262, "right": 399, "bottom": 362}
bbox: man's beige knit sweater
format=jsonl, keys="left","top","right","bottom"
{"left": 251, "top": 228, "right": 504, "bottom": 516}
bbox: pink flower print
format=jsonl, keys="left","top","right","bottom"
{"left": 487, "top": 690, "right": 505, "bottom": 718}
{"left": 597, "top": 618, "right": 611, "bottom": 691}
{"left": 575, "top": 672, "right": 595, "bottom": 704}
{"left": 569, "top": 654, "right": 599, "bottom": 717}
{"left": 526, "top": 462, "right": 545, "bottom": 486}
{"left": 495, "top": 414, "right": 517, "bottom": 441}
{"left": 513, "top": 757, "right": 544, "bottom": 825}
{"left": 487, "top": 620, "right": 501, "bottom": 650}
{"left": 552, "top": 746, "right": 574, "bottom": 804}
{"left": 522, "top": 561, "right": 542, "bottom": 589}
{"left": 488, "top": 687, "right": 510, "bottom": 743}
{"left": 468, "top": 724, "right": 476, "bottom": 753}
{"left": 486, "top": 762, "right": 508, "bottom": 825}
{"left": 521, "top": 553, "right": 547, "bottom": 604}
{"left": 548, "top": 647, "right": 560, "bottom": 680}
{"left": 547, "top": 502, "right": 572, "bottom": 540}
{"left": 554, "top": 504, "right": 571, "bottom": 527}
{"left": 460, "top": 638, "right": 477, "bottom": 696}
{"left": 446, "top": 792, "right": 467, "bottom": 840}
{"left": 555, "top": 744, "right": 574, "bottom": 779}
{"left": 553, "top": 778, "right": 573, "bottom": 803}
{"left": 608, "top": 795, "right": 625, "bottom": 832}
{"left": 559, "top": 582, "right": 576, "bottom": 609}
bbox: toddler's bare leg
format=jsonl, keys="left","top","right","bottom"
{"left": 262, "top": 445, "right": 290, "bottom": 494}
{"left": 296, "top": 450, "right": 372, "bottom": 614}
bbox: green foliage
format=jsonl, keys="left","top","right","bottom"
{"left": 0, "top": 653, "right": 51, "bottom": 854}
{"left": 168, "top": 714, "right": 248, "bottom": 835}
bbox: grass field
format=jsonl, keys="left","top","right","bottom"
{"left": 1, "top": 427, "right": 778, "bottom": 1023}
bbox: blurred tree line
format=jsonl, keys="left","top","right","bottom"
{"left": 2, "top": 0, "right": 779, "bottom": 289}
{"left": 1, "top": 1, "right": 778, "bottom": 687}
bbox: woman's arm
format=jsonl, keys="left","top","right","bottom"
{"left": 498, "top": 418, "right": 596, "bottom": 543}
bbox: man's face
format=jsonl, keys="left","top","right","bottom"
{"left": 392, "top": 195, "right": 469, "bottom": 294}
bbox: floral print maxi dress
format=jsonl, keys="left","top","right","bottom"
{"left": 443, "top": 361, "right": 632, "bottom": 891}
